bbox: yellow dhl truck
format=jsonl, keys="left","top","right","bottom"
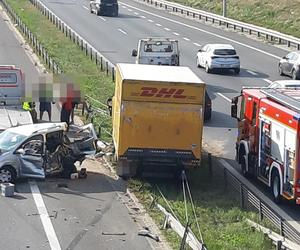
{"left": 110, "top": 63, "right": 206, "bottom": 177}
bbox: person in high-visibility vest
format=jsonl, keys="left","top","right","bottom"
{"left": 22, "top": 101, "right": 31, "bottom": 111}
{"left": 23, "top": 102, "right": 38, "bottom": 123}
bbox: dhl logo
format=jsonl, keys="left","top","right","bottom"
{"left": 139, "top": 87, "right": 187, "bottom": 98}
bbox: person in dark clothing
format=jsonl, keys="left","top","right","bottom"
{"left": 60, "top": 100, "right": 73, "bottom": 127}
{"left": 39, "top": 101, "right": 52, "bottom": 121}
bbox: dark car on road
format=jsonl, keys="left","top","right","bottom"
{"left": 278, "top": 51, "right": 300, "bottom": 80}
{"left": 90, "top": 0, "right": 118, "bottom": 17}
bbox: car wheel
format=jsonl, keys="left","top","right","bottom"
{"left": 271, "top": 172, "right": 281, "bottom": 204}
{"left": 234, "top": 68, "right": 240, "bottom": 75}
{"left": 196, "top": 58, "right": 200, "bottom": 68}
{"left": 278, "top": 64, "right": 284, "bottom": 76}
{"left": 205, "top": 63, "right": 211, "bottom": 73}
{"left": 0, "top": 166, "right": 16, "bottom": 183}
{"left": 292, "top": 69, "right": 299, "bottom": 80}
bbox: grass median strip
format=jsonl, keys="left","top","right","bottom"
{"left": 6, "top": 0, "right": 113, "bottom": 141}
{"left": 129, "top": 159, "right": 276, "bottom": 250}
{"left": 170, "top": 0, "right": 300, "bottom": 38}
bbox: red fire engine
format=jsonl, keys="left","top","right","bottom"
{"left": 231, "top": 88, "right": 300, "bottom": 204}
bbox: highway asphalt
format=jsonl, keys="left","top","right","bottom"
{"left": 37, "top": 0, "right": 300, "bottom": 229}
{"left": 0, "top": 7, "right": 157, "bottom": 250}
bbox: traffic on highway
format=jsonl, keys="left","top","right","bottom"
{"left": 1, "top": 0, "right": 300, "bottom": 249}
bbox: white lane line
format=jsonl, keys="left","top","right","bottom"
{"left": 98, "top": 16, "right": 106, "bottom": 21}
{"left": 140, "top": 15, "right": 146, "bottom": 18}
{"left": 119, "top": 1, "right": 282, "bottom": 60}
{"left": 193, "top": 42, "right": 201, "bottom": 47}
{"left": 30, "top": 181, "right": 61, "bottom": 250}
{"left": 156, "top": 23, "right": 162, "bottom": 27}
{"left": 164, "top": 27, "right": 171, "bottom": 31}
{"left": 217, "top": 92, "right": 231, "bottom": 103}
{"left": 118, "top": 28, "right": 127, "bottom": 35}
{"left": 263, "top": 78, "right": 273, "bottom": 84}
{"left": 82, "top": 5, "right": 88, "bottom": 10}
{"left": 247, "top": 70, "right": 258, "bottom": 75}
{"left": 172, "top": 32, "right": 179, "bottom": 36}
{"left": 183, "top": 37, "right": 190, "bottom": 41}
{"left": 122, "top": 5, "right": 126, "bottom": 8}
{"left": 148, "top": 19, "right": 154, "bottom": 22}
{"left": 134, "top": 12, "right": 139, "bottom": 15}
{"left": 128, "top": 8, "right": 132, "bottom": 11}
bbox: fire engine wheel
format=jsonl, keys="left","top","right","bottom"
{"left": 0, "top": 166, "right": 16, "bottom": 183}
{"left": 271, "top": 173, "right": 282, "bottom": 204}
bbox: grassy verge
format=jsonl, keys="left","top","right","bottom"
{"left": 6, "top": 0, "right": 113, "bottom": 141}
{"left": 169, "top": 0, "right": 300, "bottom": 39}
{"left": 129, "top": 158, "right": 276, "bottom": 249}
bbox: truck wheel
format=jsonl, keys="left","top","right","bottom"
{"left": 271, "top": 172, "right": 282, "bottom": 204}
{"left": 0, "top": 166, "right": 16, "bottom": 183}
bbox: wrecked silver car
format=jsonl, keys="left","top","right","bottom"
{"left": 0, "top": 122, "right": 98, "bottom": 183}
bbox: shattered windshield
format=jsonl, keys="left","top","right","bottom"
{"left": 0, "top": 130, "right": 26, "bottom": 152}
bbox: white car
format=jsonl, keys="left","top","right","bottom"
{"left": 196, "top": 44, "right": 240, "bottom": 74}
{"left": 268, "top": 80, "right": 300, "bottom": 88}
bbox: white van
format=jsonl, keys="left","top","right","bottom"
{"left": 132, "top": 38, "right": 180, "bottom": 66}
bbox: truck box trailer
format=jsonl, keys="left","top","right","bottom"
{"left": 111, "top": 63, "right": 205, "bottom": 177}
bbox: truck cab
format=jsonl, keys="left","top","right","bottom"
{"left": 132, "top": 38, "right": 180, "bottom": 66}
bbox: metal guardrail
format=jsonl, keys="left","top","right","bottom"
{"left": 0, "top": 0, "right": 62, "bottom": 74}
{"left": 28, "top": 0, "right": 115, "bottom": 81}
{"left": 137, "top": 0, "right": 300, "bottom": 50}
{"left": 219, "top": 159, "right": 300, "bottom": 247}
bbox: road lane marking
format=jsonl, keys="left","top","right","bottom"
{"left": 183, "top": 37, "right": 190, "bottom": 41}
{"left": 156, "top": 23, "right": 162, "bottom": 27}
{"left": 98, "top": 16, "right": 106, "bottom": 21}
{"left": 247, "top": 70, "right": 258, "bottom": 75}
{"left": 263, "top": 78, "right": 273, "bottom": 84}
{"left": 148, "top": 19, "right": 154, "bottom": 22}
{"left": 140, "top": 15, "right": 146, "bottom": 18}
{"left": 193, "top": 42, "right": 201, "bottom": 46}
{"left": 217, "top": 92, "right": 231, "bottom": 103}
{"left": 128, "top": 8, "right": 132, "bottom": 11}
{"left": 134, "top": 12, "right": 139, "bottom": 15}
{"left": 118, "top": 28, "right": 127, "bottom": 35}
{"left": 82, "top": 5, "right": 89, "bottom": 10}
{"left": 30, "top": 181, "right": 61, "bottom": 250}
{"left": 122, "top": 5, "right": 126, "bottom": 8}
{"left": 172, "top": 32, "right": 179, "bottom": 36}
{"left": 119, "top": 2, "right": 282, "bottom": 60}
{"left": 164, "top": 27, "right": 170, "bottom": 31}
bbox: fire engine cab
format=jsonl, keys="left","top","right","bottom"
{"left": 231, "top": 88, "right": 300, "bottom": 204}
